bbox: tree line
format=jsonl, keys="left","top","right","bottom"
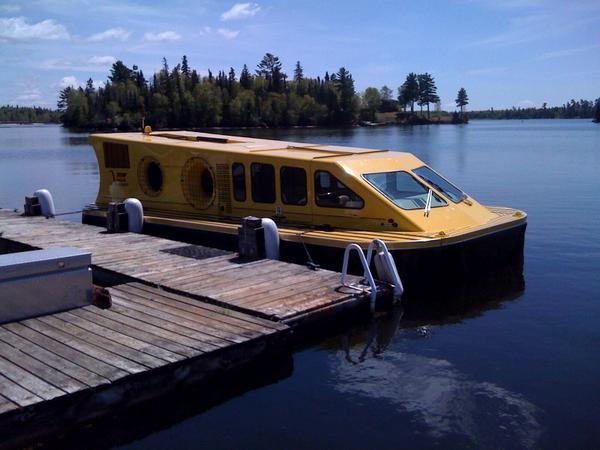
{"left": 58, "top": 53, "right": 473, "bottom": 129}
{"left": 359, "top": 78, "right": 468, "bottom": 123}
{"left": 59, "top": 54, "right": 361, "bottom": 129}
{"left": 469, "top": 98, "right": 600, "bottom": 120}
{"left": 0, "top": 105, "right": 60, "bottom": 123}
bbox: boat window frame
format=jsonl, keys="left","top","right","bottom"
{"left": 251, "top": 162, "right": 276, "bottom": 204}
{"left": 231, "top": 162, "right": 246, "bottom": 202}
{"left": 314, "top": 170, "right": 364, "bottom": 210}
{"left": 361, "top": 170, "right": 448, "bottom": 211}
{"left": 280, "top": 166, "right": 308, "bottom": 206}
{"left": 412, "top": 165, "right": 467, "bottom": 204}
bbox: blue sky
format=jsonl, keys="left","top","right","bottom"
{"left": 1, "top": 0, "right": 599, "bottom": 110}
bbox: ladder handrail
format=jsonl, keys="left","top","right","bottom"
{"left": 340, "top": 243, "right": 378, "bottom": 311}
{"left": 366, "top": 239, "right": 404, "bottom": 299}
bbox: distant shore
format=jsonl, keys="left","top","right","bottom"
{"left": 2, "top": 115, "right": 598, "bottom": 130}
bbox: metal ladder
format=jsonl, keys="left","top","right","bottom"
{"left": 340, "top": 239, "right": 404, "bottom": 311}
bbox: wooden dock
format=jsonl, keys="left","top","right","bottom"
{"left": 0, "top": 210, "right": 367, "bottom": 323}
{"left": 0, "top": 282, "right": 288, "bottom": 448}
{"left": 0, "top": 209, "right": 378, "bottom": 447}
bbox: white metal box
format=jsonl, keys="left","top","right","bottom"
{"left": 0, "top": 248, "right": 92, "bottom": 324}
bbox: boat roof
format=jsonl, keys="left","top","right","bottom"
{"left": 90, "top": 130, "right": 415, "bottom": 162}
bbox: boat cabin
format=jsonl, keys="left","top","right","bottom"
{"left": 88, "top": 130, "right": 499, "bottom": 234}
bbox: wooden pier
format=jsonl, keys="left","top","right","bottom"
{"left": 0, "top": 209, "right": 378, "bottom": 447}
{"left": 0, "top": 210, "right": 367, "bottom": 323}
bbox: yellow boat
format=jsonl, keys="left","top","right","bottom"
{"left": 83, "top": 129, "right": 526, "bottom": 288}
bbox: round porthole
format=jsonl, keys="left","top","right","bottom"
{"left": 138, "top": 156, "right": 164, "bottom": 197}
{"left": 181, "top": 158, "right": 216, "bottom": 209}
{"left": 201, "top": 169, "right": 214, "bottom": 198}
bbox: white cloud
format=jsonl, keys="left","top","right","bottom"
{"left": 88, "top": 27, "right": 131, "bottom": 42}
{"left": 221, "top": 2, "right": 260, "bottom": 20}
{"left": 40, "top": 56, "right": 117, "bottom": 72}
{"left": 0, "top": 16, "right": 69, "bottom": 41}
{"left": 217, "top": 28, "right": 239, "bottom": 39}
{"left": 199, "top": 26, "right": 212, "bottom": 35}
{"left": 87, "top": 55, "right": 117, "bottom": 66}
{"left": 143, "top": 31, "right": 181, "bottom": 42}
{"left": 59, "top": 76, "right": 82, "bottom": 89}
{"left": 0, "top": 4, "right": 20, "bottom": 13}
{"left": 12, "top": 88, "right": 42, "bottom": 104}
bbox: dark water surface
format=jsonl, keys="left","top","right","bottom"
{"left": 1, "top": 121, "right": 599, "bottom": 449}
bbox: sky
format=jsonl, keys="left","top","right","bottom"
{"left": 0, "top": 0, "right": 599, "bottom": 110}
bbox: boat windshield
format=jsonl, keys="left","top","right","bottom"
{"left": 413, "top": 166, "right": 467, "bottom": 203}
{"left": 363, "top": 171, "right": 447, "bottom": 210}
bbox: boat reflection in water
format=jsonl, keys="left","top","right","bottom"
{"left": 327, "top": 260, "right": 540, "bottom": 448}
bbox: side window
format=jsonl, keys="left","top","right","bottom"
{"left": 315, "top": 171, "right": 364, "bottom": 209}
{"left": 251, "top": 163, "right": 275, "bottom": 203}
{"left": 232, "top": 163, "right": 246, "bottom": 201}
{"left": 281, "top": 166, "right": 307, "bottom": 205}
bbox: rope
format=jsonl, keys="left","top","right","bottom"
{"left": 51, "top": 209, "right": 85, "bottom": 217}
{"left": 296, "top": 230, "right": 320, "bottom": 271}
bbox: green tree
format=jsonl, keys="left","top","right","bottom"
{"left": 193, "top": 83, "right": 222, "bottom": 126}
{"left": 362, "top": 87, "right": 381, "bottom": 121}
{"left": 456, "top": 87, "right": 469, "bottom": 117}
{"left": 256, "top": 53, "right": 285, "bottom": 93}
{"left": 380, "top": 85, "right": 393, "bottom": 102}
{"left": 239, "top": 64, "right": 252, "bottom": 90}
{"left": 417, "top": 73, "right": 439, "bottom": 119}
{"left": 334, "top": 67, "right": 357, "bottom": 125}
{"left": 109, "top": 61, "right": 134, "bottom": 83}
{"left": 594, "top": 98, "right": 600, "bottom": 123}
{"left": 181, "top": 55, "right": 190, "bottom": 77}
{"left": 398, "top": 73, "right": 419, "bottom": 114}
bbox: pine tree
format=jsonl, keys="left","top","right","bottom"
{"left": 417, "top": 73, "right": 439, "bottom": 119}
{"left": 294, "top": 61, "right": 304, "bottom": 82}
{"left": 109, "top": 61, "right": 134, "bottom": 83}
{"left": 190, "top": 70, "right": 200, "bottom": 89}
{"left": 456, "top": 87, "right": 469, "bottom": 117}
{"left": 334, "top": 67, "right": 357, "bottom": 125}
{"left": 240, "top": 64, "right": 252, "bottom": 89}
{"left": 256, "top": 53, "right": 285, "bottom": 92}
{"left": 181, "top": 55, "right": 190, "bottom": 77}
{"left": 398, "top": 73, "right": 419, "bottom": 114}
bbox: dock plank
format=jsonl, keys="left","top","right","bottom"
{"left": 3, "top": 322, "right": 129, "bottom": 382}
{"left": 0, "top": 355, "right": 65, "bottom": 400}
{"left": 56, "top": 311, "right": 182, "bottom": 364}
{"left": 36, "top": 315, "right": 166, "bottom": 369}
{"left": 0, "top": 373, "right": 43, "bottom": 407}
{"left": 0, "top": 394, "right": 17, "bottom": 414}
{"left": 0, "top": 328, "right": 109, "bottom": 388}
{"left": 0, "top": 340, "right": 85, "bottom": 394}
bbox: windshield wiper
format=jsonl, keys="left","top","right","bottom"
{"left": 417, "top": 175, "right": 465, "bottom": 203}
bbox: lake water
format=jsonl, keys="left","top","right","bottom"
{"left": 1, "top": 120, "right": 599, "bottom": 449}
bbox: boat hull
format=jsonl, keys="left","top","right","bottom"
{"left": 83, "top": 211, "right": 525, "bottom": 294}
